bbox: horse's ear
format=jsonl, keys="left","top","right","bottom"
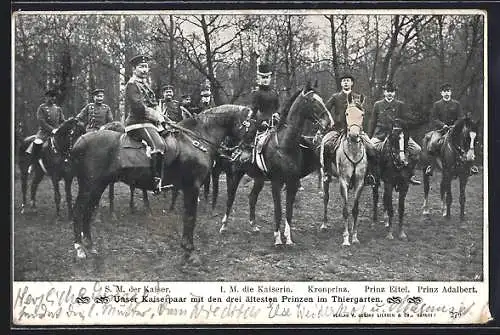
{"left": 305, "top": 80, "right": 312, "bottom": 92}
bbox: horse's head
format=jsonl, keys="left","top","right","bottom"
{"left": 451, "top": 116, "right": 479, "bottom": 162}
{"left": 292, "top": 81, "right": 333, "bottom": 131}
{"left": 386, "top": 118, "right": 409, "bottom": 169}
{"left": 53, "top": 117, "right": 86, "bottom": 157}
{"left": 345, "top": 104, "right": 364, "bottom": 143}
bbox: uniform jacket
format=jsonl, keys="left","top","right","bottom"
{"left": 125, "top": 76, "right": 158, "bottom": 126}
{"left": 325, "top": 90, "right": 365, "bottom": 132}
{"left": 251, "top": 85, "right": 279, "bottom": 122}
{"left": 429, "top": 99, "right": 464, "bottom": 129}
{"left": 76, "top": 102, "right": 113, "bottom": 132}
{"left": 370, "top": 98, "right": 407, "bottom": 140}
{"left": 36, "top": 102, "right": 65, "bottom": 139}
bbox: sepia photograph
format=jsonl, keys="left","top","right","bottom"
{"left": 11, "top": 8, "right": 489, "bottom": 325}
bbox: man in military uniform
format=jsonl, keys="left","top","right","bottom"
{"left": 423, "top": 83, "right": 478, "bottom": 176}
{"left": 250, "top": 63, "right": 280, "bottom": 129}
{"left": 25, "top": 89, "right": 65, "bottom": 171}
{"left": 125, "top": 54, "right": 166, "bottom": 194}
{"left": 76, "top": 88, "right": 114, "bottom": 132}
{"left": 179, "top": 94, "right": 196, "bottom": 118}
{"left": 198, "top": 83, "right": 215, "bottom": 112}
{"left": 159, "top": 84, "right": 183, "bottom": 122}
{"left": 369, "top": 82, "right": 421, "bottom": 185}
{"left": 323, "top": 73, "right": 376, "bottom": 184}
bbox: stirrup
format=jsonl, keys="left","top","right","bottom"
{"left": 470, "top": 166, "right": 479, "bottom": 175}
{"left": 425, "top": 165, "right": 433, "bottom": 176}
{"left": 364, "top": 174, "right": 376, "bottom": 187}
{"left": 153, "top": 177, "right": 162, "bottom": 195}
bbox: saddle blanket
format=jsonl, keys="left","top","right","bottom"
{"left": 117, "top": 134, "right": 151, "bottom": 168}
{"left": 252, "top": 130, "right": 273, "bottom": 174}
{"left": 117, "top": 133, "right": 179, "bottom": 169}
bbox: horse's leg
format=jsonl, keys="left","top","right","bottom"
{"left": 169, "top": 188, "right": 179, "bottom": 211}
{"left": 30, "top": 167, "right": 44, "bottom": 209}
{"left": 248, "top": 176, "right": 265, "bottom": 233}
{"left": 180, "top": 186, "right": 200, "bottom": 264}
{"left": 203, "top": 174, "right": 210, "bottom": 202}
{"left": 64, "top": 176, "right": 73, "bottom": 220}
{"left": 20, "top": 158, "right": 30, "bottom": 213}
{"left": 219, "top": 170, "right": 244, "bottom": 234}
{"left": 459, "top": 173, "right": 468, "bottom": 221}
{"left": 51, "top": 176, "right": 62, "bottom": 220}
{"left": 422, "top": 168, "right": 431, "bottom": 215}
{"left": 351, "top": 178, "right": 365, "bottom": 244}
{"left": 441, "top": 172, "right": 452, "bottom": 218}
{"left": 83, "top": 183, "right": 108, "bottom": 254}
{"left": 106, "top": 183, "right": 117, "bottom": 221}
{"left": 73, "top": 187, "right": 89, "bottom": 259}
{"left": 372, "top": 180, "right": 379, "bottom": 226}
{"left": 321, "top": 177, "right": 330, "bottom": 231}
{"left": 339, "top": 177, "right": 350, "bottom": 246}
{"left": 284, "top": 178, "right": 299, "bottom": 245}
{"left": 398, "top": 183, "right": 409, "bottom": 241}
{"left": 271, "top": 179, "right": 284, "bottom": 246}
{"left": 142, "top": 189, "right": 151, "bottom": 216}
{"left": 211, "top": 169, "right": 221, "bottom": 212}
{"left": 383, "top": 182, "right": 394, "bottom": 240}
{"left": 129, "top": 184, "right": 136, "bottom": 213}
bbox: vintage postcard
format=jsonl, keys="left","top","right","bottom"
{"left": 11, "top": 8, "right": 490, "bottom": 325}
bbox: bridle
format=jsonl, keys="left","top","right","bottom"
{"left": 345, "top": 104, "right": 364, "bottom": 143}
{"left": 388, "top": 125, "right": 407, "bottom": 170}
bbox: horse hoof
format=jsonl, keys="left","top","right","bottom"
{"left": 342, "top": 241, "right": 351, "bottom": 246}
{"left": 399, "top": 233, "right": 408, "bottom": 241}
{"left": 352, "top": 238, "right": 360, "bottom": 244}
{"left": 320, "top": 224, "right": 328, "bottom": 231}
{"left": 422, "top": 209, "right": 430, "bottom": 215}
{"left": 386, "top": 233, "right": 394, "bottom": 240}
{"left": 76, "top": 249, "right": 87, "bottom": 259}
{"left": 219, "top": 225, "right": 228, "bottom": 234}
{"left": 252, "top": 225, "right": 260, "bottom": 233}
{"left": 188, "top": 254, "right": 202, "bottom": 266}
{"left": 285, "top": 240, "right": 294, "bottom": 246}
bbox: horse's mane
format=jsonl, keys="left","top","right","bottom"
{"left": 276, "top": 89, "right": 303, "bottom": 130}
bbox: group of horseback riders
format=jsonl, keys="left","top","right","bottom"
{"left": 25, "top": 53, "right": 479, "bottom": 196}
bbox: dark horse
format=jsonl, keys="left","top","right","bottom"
{"left": 70, "top": 105, "right": 254, "bottom": 260}
{"left": 421, "top": 116, "right": 479, "bottom": 219}
{"left": 18, "top": 117, "right": 86, "bottom": 219}
{"left": 218, "top": 83, "right": 333, "bottom": 246}
{"left": 98, "top": 121, "right": 151, "bottom": 218}
{"left": 372, "top": 119, "right": 413, "bottom": 241}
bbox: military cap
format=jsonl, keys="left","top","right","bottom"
{"left": 181, "top": 94, "right": 191, "bottom": 99}
{"left": 440, "top": 83, "right": 452, "bottom": 91}
{"left": 129, "top": 54, "right": 151, "bottom": 67}
{"left": 45, "top": 89, "right": 57, "bottom": 97}
{"left": 92, "top": 88, "right": 104, "bottom": 95}
{"left": 340, "top": 73, "right": 355, "bottom": 82}
{"left": 257, "top": 63, "right": 272, "bottom": 75}
{"left": 162, "top": 84, "right": 174, "bottom": 92}
{"left": 383, "top": 81, "right": 397, "bottom": 92}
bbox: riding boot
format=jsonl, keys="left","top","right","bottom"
{"left": 151, "top": 152, "right": 164, "bottom": 195}
{"left": 470, "top": 165, "right": 479, "bottom": 175}
{"left": 364, "top": 153, "right": 378, "bottom": 187}
{"left": 408, "top": 160, "right": 421, "bottom": 185}
{"left": 29, "top": 142, "right": 45, "bottom": 173}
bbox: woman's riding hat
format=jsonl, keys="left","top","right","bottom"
{"left": 257, "top": 63, "right": 272, "bottom": 75}
{"left": 129, "top": 54, "right": 150, "bottom": 67}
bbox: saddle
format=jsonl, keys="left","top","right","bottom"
{"left": 252, "top": 129, "right": 274, "bottom": 174}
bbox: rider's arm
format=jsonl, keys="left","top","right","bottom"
{"left": 106, "top": 105, "right": 114, "bottom": 123}
{"left": 126, "top": 82, "right": 147, "bottom": 117}
{"left": 368, "top": 101, "right": 379, "bottom": 138}
{"left": 37, "top": 105, "right": 55, "bottom": 133}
